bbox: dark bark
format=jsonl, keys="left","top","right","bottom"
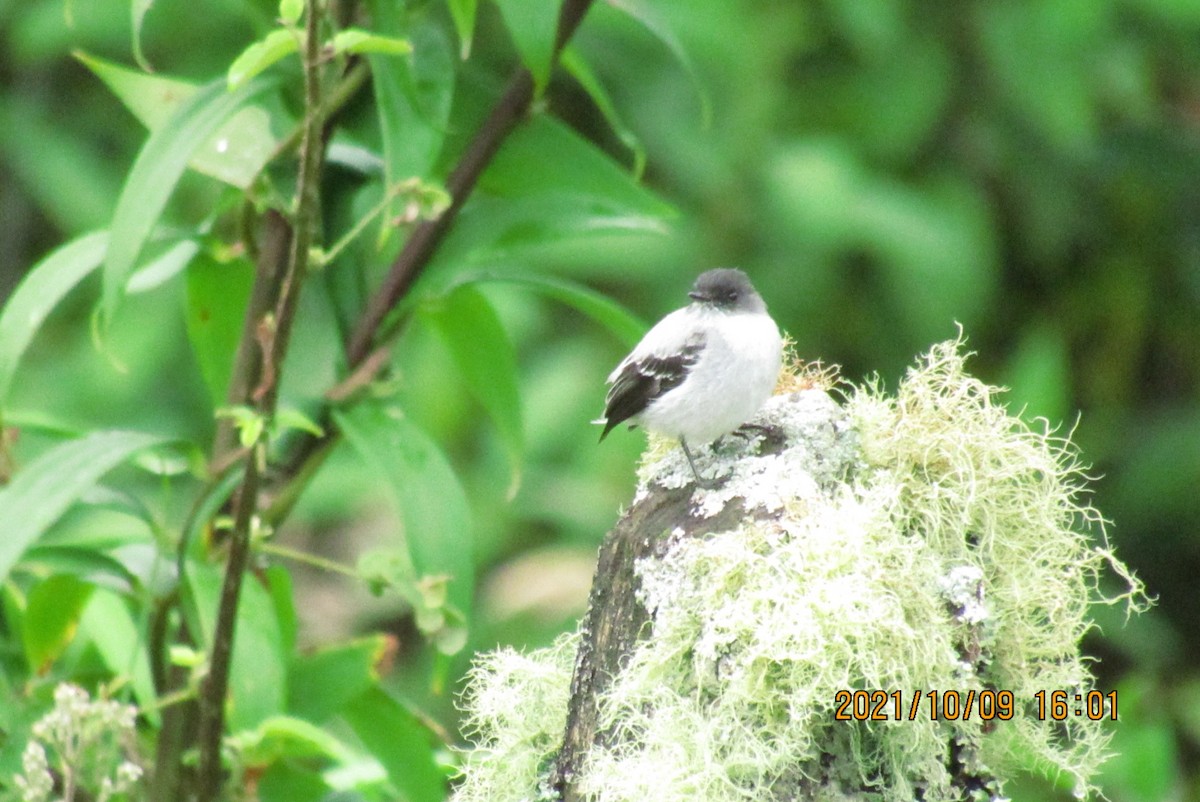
{"left": 551, "top": 435, "right": 787, "bottom": 801}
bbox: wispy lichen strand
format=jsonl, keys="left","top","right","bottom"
{"left": 453, "top": 338, "right": 1145, "bottom": 802}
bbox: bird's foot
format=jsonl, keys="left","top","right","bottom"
{"left": 731, "top": 422, "right": 772, "bottom": 439}
{"left": 729, "top": 421, "right": 786, "bottom": 454}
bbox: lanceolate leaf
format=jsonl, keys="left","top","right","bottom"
{"left": 334, "top": 402, "right": 473, "bottom": 619}
{"left": 368, "top": 17, "right": 455, "bottom": 240}
{"left": 423, "top": 285, "right": 523, "bottom": 496}
{"left": 457, "top": 271, "right": 647, "bottom": 347}
{"left": 434, "top": 115, "right": 673, "bottom": 267}
{"left": 0, "top": 430, "right": 168, "bottom": 583}
{"left": 447, "top": 0, "right": 477, "bottom": 58}
{"left": 77, "top": 53, "right": 281, "bottom": 189}
{"left": 288, "top": 635, "right": 390, "bottom": 723}
{"left": 560, "top": 46, "right": 646, "bottom": 177}
{"left": 279, "top": 0, "right": 304, "bottom": 25}
{"left": 494, "top": 0, "right": 563, "bottom": 91}
{"left": 102, "top": 76, "right": 274, "bottom": 324}
{"left": 342, "top": 686, "right": 444, "bottom": 802}
{"left": 75, "top": 51, "right": 195, "bottom": 131}
{"left": 331, "top": 29, "right": 413, "bottom": 57}
{"left": 608, "top": 0, "right": 712, "bottom": 124}
{"left": 185, "top": 252, "right": 254, "bottom": 408}
{"left": 80, "top": 588, "right": 159, "bottom": 724}
{"left": 0, "top": 231, "right": 107, "bottom": 406}
{"left": 227, "top": 29, "right": 300, "bottom": 90}
{"left": 131, "top": 0, "right": 156, "bottom": 71}
{"left": 17, "top": 545, "right": 137, "bottom": 592}
{"left": 187, "top": 560, "right": 287, "bottom": 733}
{"left": 23, "top": 574, "right": 94, "bottom": 674}
{"left": 480, "top": 115, "right": 673, "bottom": 219}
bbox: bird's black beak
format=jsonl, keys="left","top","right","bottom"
{"left": 688, "top": 291, "right": 707, "bottom": 302}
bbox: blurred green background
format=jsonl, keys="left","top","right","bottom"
{"left": 1, "top": 0, "right": 1198, "bottom": 799}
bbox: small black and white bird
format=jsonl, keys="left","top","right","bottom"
{"left": 598, "top": 268, "right": 783, "bottom": 485}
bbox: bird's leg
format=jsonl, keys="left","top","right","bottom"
{"left": 680, "top": 438, "right": 717, "bottom": 489}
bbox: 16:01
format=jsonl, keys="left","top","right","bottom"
{"left": 1033, "top": 690, "right": 1117, "bottom": 720}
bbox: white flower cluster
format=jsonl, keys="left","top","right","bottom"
{"left": 12, "top": 683, "right": 143, "bottom": 802}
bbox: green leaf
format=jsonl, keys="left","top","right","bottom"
{"left": 258, "top": 762, "right": 331, "bottom": 802}
{"left": 79, "top": 588, "right": 159, "bottom": 724}
{"left": 355, "top": 549, "right": 466, "bottom": 655}
{"left": 77, "top": 53, "right": 281, "bottom": 189}
{"left": 423, "top": 285, "right": 523, "bottom": 496}
{"left": 186, "top": 252, "right": 254, "bottom": 408}
{"left": 288, "top": 635, "right": 389, "bottom": 723}
{"left": 494, "top": 0, "right": 563, "bottom": 91}
{"left": 481, "top": 114, "right": 672, "bottom": 217}
{"left": 102, "top": 75, "right": 274, "bottom": 324}
{"left": 560, "top": 46, "right": 646, "bottom": 177}
{"left": 279, "top": 0, "right": 303, "bottom": 25}
{"left": 75, "top": 51, "right": 196, "bottom": 131}
{"left": 16, "top": 545, "right": 137, "bottom": 591}
{"left": 227, "top": 29, "right": 300, "bottom": 90}
{"left": 457, "top": 272, "right": 647, "bottom": 348}
{"left": 342, "top": 686, "right": 444, "bottom": 802}
{"left": 608, "top": 0, "right": 712, "bottom": 124}
{"left": 447, "top": 0, "right": 477, "bottom": 58}
{"left": 1, "top": 586, "right": 25, "bottom": 672}
{"left": 0, "top": 430, "right": 168, "bottom": 583}
{"left": 334, "top": 402, "right": 473, "bottom": 620}
{"left": 368, "top": 17, "right": 455, "bottom": 241}
{"left": 273, "top": 408, "right": 325, "bottom": 439}
{"left": 265, "top": 565, "right": 297, "bottom": 657}
{"left": 0, "top": 231, "right": 107, "bottom": 406}
{"left": 230, "top": 714, "right": 358, "bottom": 766}
{"left": 127, "top": 238, "right": 200, "bottom": 294}
{"left": 131, "top": 0, "right": 156, "bottom": 71}
{"left": 434, "top": 115, "right": 673, "bottom": 268}
{"left": 23, "top": 574, "right": 95, "bottom": 674}
{"left": 186, "top": 560, "right": 287, "bottom": 732}
{"left": 216, "top": 406, "right": 266, "bottom": 448}
{"left": 332, "top": 29, "right": 413, "bottom": 57}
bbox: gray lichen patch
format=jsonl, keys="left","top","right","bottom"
{"left": 635, "top": 389, "right": 860, "bottom": 518}
{"left": 452, "top": 339, "right": 1147, "bottom": 802}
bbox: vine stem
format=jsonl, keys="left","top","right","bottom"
{"left": 193, "top": 0, "right": 326, "bottom": 797}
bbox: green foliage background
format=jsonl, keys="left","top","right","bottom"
{"left": 0, "top": 0, "right": 1196, "bottom": 799}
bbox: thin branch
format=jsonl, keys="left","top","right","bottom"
{"left": 276, "top": 0, "right": 597, "bottom": 490}
{"left": 258, "top": 541, "right": 360, "bottom": 578}
{"left": 213, "top": 210, "right": 291, "bottom": 460}
{"left": 266, "top": 59, "right": 369, "bottom": 169}
{"left": 194, "top": 1, "right": 327, "bottom": 797}
{"left": 194, "top": 450, "right": 262, "bottom": 802}
{"left": 346, "top": 0, "right": 597, "bottom": 364}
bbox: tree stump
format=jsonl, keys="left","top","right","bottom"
{"left": 552, "top": 389, "right": 863, "bottom": 800}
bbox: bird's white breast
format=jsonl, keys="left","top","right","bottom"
{"left": 638, "top": 307, "right": 782, "bottom": 444}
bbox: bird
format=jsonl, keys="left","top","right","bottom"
{"left": 598, "top": 268, "right": 783, "bottom": 486}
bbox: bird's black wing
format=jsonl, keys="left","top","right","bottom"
{"left": 599, "top": 336, "right": 705, "bottom": 441}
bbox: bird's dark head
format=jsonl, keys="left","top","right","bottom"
{"left": 687, "top": 268, "right": 765, "bottom": 313}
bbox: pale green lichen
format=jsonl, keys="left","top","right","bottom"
{"left": 453, "top": 338, "right": 1146, "bottom": 802}
{"left": 454, "top": 632, "right": 578, "bottom": 802}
